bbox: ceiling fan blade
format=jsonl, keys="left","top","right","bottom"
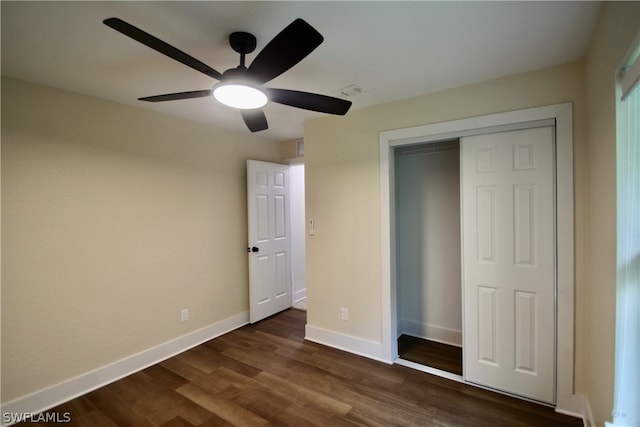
{"left": 241, "top": 109, "right": 268, "bottom": 132}
{"left": 266, "top": 88, "right": 352, "bottom": 115}
{"left": 139, "top": 90, "right": 213, "bottom": 102}
{"left": 104, "top": 18, "right": 223, "bottom": 80}
{"left": 247, "top": 19, "right": 323, "bottom": 84}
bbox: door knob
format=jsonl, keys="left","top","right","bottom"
{"left": 247, "top": 246, "right": 259, "bottom": 253}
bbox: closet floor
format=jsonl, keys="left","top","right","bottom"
{"left": 398, "top": 335, "right": 463, "bottom": 375}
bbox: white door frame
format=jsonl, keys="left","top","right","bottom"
{"left": 379, "top": 103, "right": 583, "bottom": 416}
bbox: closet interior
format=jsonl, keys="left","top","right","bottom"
{"left": 394, "top": 139, "right": 463, "bottom": 375}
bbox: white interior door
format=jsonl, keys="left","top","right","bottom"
{"left": 247, "top": 160, "right": 292, "bottom": 323}
{"left": 462, "top": 126, "right": 555, "bottom": 403}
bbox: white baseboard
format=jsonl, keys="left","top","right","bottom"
{"left": 582, "top": 396, "right": 595, "bottom": 427}
{"left": 1, "top": 311, "right": 249, "bottom": 426}
{"left": 293, "top": 288, "right": 307, "bottom": 303}
{"left": 304, "top": 324, "right": 390, "bottom": 364}
{"left": 554, "top": 393, "right": 592, "bottom": 427}
{"left": 399, "top": 319, "right": 462, "bottom": 347}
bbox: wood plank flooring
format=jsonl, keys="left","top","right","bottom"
{"left": 397, "top": 335, "right": 463, "bottom": 376}
{"left": 20, "top": 309, "right": 581, "bottom": 426}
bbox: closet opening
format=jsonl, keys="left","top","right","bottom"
{"left": 394, "top": 139, "right": 462, "bottom": 377}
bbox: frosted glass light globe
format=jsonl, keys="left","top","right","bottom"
{"left": 213, "top": 83, "right": 267, "bottom": 109}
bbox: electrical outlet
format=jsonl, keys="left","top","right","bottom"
{"left": 180, "top": 308, "right": 189, "bottom": 322}
{"left": 341, "top": 307, "right": 349, "bottom": 321}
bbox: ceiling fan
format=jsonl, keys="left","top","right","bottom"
{"left": 103, "top": 17, "right": 352, "bottom": 132}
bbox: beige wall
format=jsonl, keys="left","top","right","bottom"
{"left": 304, "top": 60, "right": 589, "bottom": 396}
{"left": 585, "top": 2, "right": 639, "bottom": 425}
{"left": 280, "top": 139, "right": 301, "bottom": 161}
{"left": 1, "top": 78, "right": 281, "bottom": 402}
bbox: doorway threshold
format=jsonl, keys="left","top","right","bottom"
{"left": 394, "top": 357, "right": 464, "bottom": 383}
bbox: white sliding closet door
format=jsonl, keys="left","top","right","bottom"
{"left": 461, "top": 126, "right": 555, "bottom": 403}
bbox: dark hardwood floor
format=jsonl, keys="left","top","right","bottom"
{"left": 21, "top": 309, "right": 581, "bottom": 426}
{"left": 398, "top": 335, "right": 463, "bottom": 376}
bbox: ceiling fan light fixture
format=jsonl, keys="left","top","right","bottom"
{"left": 213, "top": 82, "right": 268, "bottom": 109}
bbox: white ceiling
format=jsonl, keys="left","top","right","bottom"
{"left": 1, "top": 1, "right": 602, "bottom": 141}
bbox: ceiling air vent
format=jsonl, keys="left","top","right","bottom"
{"left": 336, "top": 84, "right": 364, "bottom": 98}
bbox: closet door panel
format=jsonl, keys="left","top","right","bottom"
{"left": 462, "top": 126, "right": 555, "bottom": 404}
